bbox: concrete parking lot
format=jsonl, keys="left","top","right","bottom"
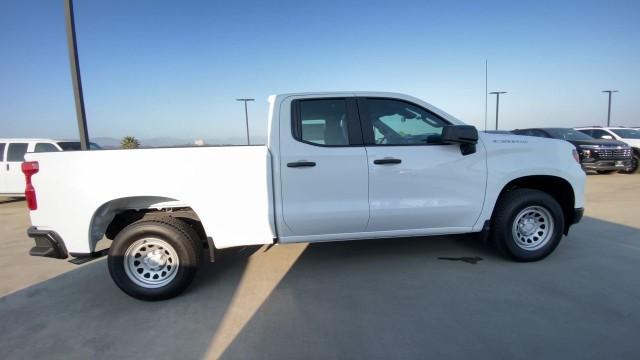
{"left": 0, "top": 174, "right": 639, "bottom": 359}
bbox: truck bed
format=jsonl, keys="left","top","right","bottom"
{"left": 25, "top": 146, "right": 276, "bottom": 254}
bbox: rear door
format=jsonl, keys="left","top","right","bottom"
{"left": 278, "top": 96, "right": 370, "bottom": 239}
{"left": 0, "top": 142, "right": 6, "bottom": 193}
{"left": 5, "top": 142, "right": 29, "bottom": 195}
{"left": 359, "top": 97, "right": 487, "bottom": 232}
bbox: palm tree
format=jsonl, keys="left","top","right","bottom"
{"left": 121, "top": 136, "right": 140, "bottom": 149}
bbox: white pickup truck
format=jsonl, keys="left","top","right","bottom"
{"left": 23, "top": 92, "right": 585, "bottom": 300}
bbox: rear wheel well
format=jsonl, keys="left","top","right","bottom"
{"left": 496, "top": 176, "right": 576, "bottom": 234}
{"left": 105, "top": 208, "right": 206, "bottom": 244}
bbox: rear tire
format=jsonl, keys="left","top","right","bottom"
{"left": 596, "top": 170, "right": 616, "bottom": 174}
{"left": 108, "top": 216, "right": 202, "bottom": 301}
{"left": 491, "top": 189, "right": 565, "bottom": 262}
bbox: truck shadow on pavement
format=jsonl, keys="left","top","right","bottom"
{"left": 1, "top": 216, "right": 639, "bottom": 360}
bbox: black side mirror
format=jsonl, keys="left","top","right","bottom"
{"left": 441, "top": 125, "right": 478, "bottom": 155}
{"left": 441, "top": 125, "right": 478, "bottom": 144}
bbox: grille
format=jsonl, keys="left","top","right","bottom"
{"left": 594, "top": 148, "right": 632, "bottom": 159}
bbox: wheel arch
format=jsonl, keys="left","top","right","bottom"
{"left": 89, "top": 196, "right": 208, "bottom": 252}
{"left": 493, "top": 175, "right": 576, "bottom": 234}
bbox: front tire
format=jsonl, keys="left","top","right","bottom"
{"left": 108, "top": 216, "right": 202, "bottom": 301}
{"left": 491, "top": 189, "right": 565, "bottom": 261}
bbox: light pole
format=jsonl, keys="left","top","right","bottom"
{"left": 236, "top": 98, "right": 254, "bottom": 145}
{"left": 602, "top": 90, "right": 618, "bottom": 126}
{"left": 64, "top": 0, "right": 90, "bottom": 150}
{"left": 484, "top": 59, "right": 488, "bottom": 131}
{"left": 489, "top": 91, "right": 507, "bottom": 130}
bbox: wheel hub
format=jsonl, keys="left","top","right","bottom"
{"left": 123, "top": 238, "right": 180, "bottom": 288}
{"left": 512, "top": 205, "right": 555, "bottom": 251}
{"left": 143, "top": 250, "right": 167, "bottom": 270}
{"left": 518, "top": 217, "right": 537, "bottom": 235}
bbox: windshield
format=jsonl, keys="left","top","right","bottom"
{"left": 545, "top": 128, "right": 594, "bottom": 141}
{"left": 611, "top": 128, "right": 640, "bottom": 139}
{"left": 57, "top": 142, "right": 102, "bottom": 150}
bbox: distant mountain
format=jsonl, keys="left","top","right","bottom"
{"left": 204, "top": 136, "right": 268, "bottom": 146}
{"left": 92, "top": 137, "right": 120, "bottom": 149}
{"left": 91, "top": 135, "right": 268, "bottom": 149}
{"left": 140, "top": 137, "right": 192, "bottom": 147}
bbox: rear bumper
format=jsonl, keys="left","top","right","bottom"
{"left": 27, "top": 227, "right": 68, "bottom": 259}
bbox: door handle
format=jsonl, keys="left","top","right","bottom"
{"left": 373, "top": 158, "right": 402, "bottom": 165}
{"left": 287, "top": 161, "right": 316, "bottom": 168}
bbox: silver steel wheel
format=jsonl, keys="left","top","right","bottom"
{"left": 124, "top": 238, "right": 180, "bottom": 288}
{"left": 512, "top": 206, "right": 554, "bottom": 251}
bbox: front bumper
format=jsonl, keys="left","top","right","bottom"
{"left": 581, "top": 159, "right": 632, "bottom": 171}
{"left": 27, "top": 227, "right": 68, "bottom": 259}
{"left": 572, "top": 208, "right": 584, "bottom": 224}
{"left": 564, "top": 207, "right": 584, "bottom": 235}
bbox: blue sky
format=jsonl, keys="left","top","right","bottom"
{"left": 1, "top": 0, "right": 639, "bottom": 144}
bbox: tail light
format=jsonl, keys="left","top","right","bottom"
{"left": 21, "top": 161, "right": 39, "bottom": 210}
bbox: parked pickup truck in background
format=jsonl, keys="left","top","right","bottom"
{"left": 23, "top": 92, "right": 585, "bottom": 300}
{"left": 576, "top": 127, "right": 640, "bottom": 174}
{"left": 512, "top": 128, "right": 633, "bottom": 174}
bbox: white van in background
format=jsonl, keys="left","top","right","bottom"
{"left": 0, "top": 139, "right": 101, "bottom": 196}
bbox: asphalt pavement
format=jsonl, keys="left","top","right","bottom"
{"left": 0, "top": 174, "right": 638, "bottom": 360}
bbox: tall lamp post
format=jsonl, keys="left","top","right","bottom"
{"left": 64, "top": 0, "right": 90, "bottom": 150}
{"left": 489, "top": 91, "right": 507, "bottom": 130}
{"left": 236, "top": 98, "right": 254, "bottom": 145}
{"left": 602, "top": 90, "right": 618, "bottom": 126}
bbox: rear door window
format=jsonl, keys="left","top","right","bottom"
{"left": 0, "top": 143, "right": 5, "bottom": 161}
{"left": 295, "top": 98, "right": 351, "bottom": 146}
{"left": 7, "top": 143, "right": 28, "bottom": 162}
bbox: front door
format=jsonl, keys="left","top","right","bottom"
{"left": 358, "top": 97, "right": 487, "bottom": 232}
{"left": 278, "top": 96, "right": 370, "bottom": 239}
{"left": 5, "top": 142, "right": 29, "bottom": 195}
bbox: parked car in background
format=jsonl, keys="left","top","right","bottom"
{"left": 0, "top": 139, "right": 101, "bottom": 196}
{"left": 57, "top": 141, "right": 103, "bottom": 151}
{"left": 511, "top": 128, "right": 633, "bottom": 174}
{"left": 576, "top": 127, "right": 640, "bottom": 173}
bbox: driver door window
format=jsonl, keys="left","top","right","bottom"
{"left": 364, "top": 98, "right": 448, "bottom": 145}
